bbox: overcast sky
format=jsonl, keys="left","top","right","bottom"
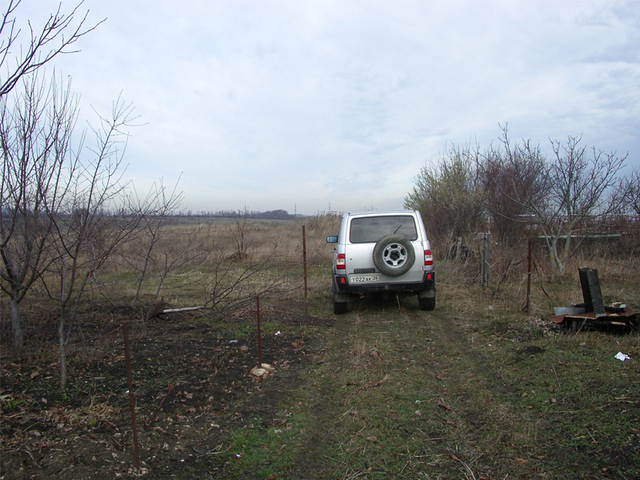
{"left": 16, "top": 0, "right": 640, "bottom": 214}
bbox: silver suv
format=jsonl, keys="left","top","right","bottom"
{"left": 326, "top": 210, "right": 436, "bottom": 314}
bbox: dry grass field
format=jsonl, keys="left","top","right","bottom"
{"left": 1, "top": 216, "right": 639, "bottom": 479}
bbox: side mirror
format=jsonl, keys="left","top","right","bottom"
{"left": 326, "top": 236, "right": 338, "bottom": 244}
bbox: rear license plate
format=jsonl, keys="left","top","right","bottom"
{"left": 349, "top": 274, "right": 380, "bottom": 284}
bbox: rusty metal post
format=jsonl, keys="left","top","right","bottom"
{"left": 526, "top": 238, "right": 532, "bottom": 313}
{"left": 302, "top": 225, "right": 308, "bottom": 315}
{"left": 122, "top": 322, "right": 141, "bottom": 470}
{"left": 256, "top": 295, "right": 262, "bottom": 366}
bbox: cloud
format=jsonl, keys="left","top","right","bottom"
{"left": 12, "top": 0, "right": 640, "bottom": 214}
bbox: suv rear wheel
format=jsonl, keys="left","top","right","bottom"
{"left": 418, "top": 296, "right": 436, "bottom": 311}
{"left": 333, "top": 292, "right": 350, "bottom": 315}
{"left": 418, "top": 288, "right": 436, "bottom": 311}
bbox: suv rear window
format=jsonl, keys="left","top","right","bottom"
{"left": 349, "top": 215, "right": 418, "bottom": 243}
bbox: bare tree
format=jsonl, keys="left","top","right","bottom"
{"left": 0, "top": 0, "right": 103, "bottom": 351}
{"left": 0, "top": 0, "right": 103, "bottom": 98}
{"left": 481, "top": 139, "right": 545, "bottom": 245}
{"left": 0, "top": 73, "right": 78, "bottom": 349}
{"left": 495, "top": 128, "right": 627, "bottom": 273}
{"left": 43, "top": 97, "right": 141, "bottom": 389}
{"left": 133, "top": 220, "right": 206, "bottom": 331}
{"left": 620, "top": 168, "right": 640, "bottom": 252}
{"left": 117, "top": 180, "right": 220, "bottom": 337}
{"left": 129, "top": 179, "right": 184, "bottom": 306}
{"left": 625, "top": 168, "right": 640, "bottom": 216}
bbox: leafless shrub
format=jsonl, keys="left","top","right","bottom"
{"left": 481, "top": 139, "right": 544, "bottom": 245}
{"left": 203, "top": 253, "right": 291, "bottom": 319}
{"left": 404, "top": 144, "right": 486, "bottom": 252}
{"left": 306, "top": 211, "right": 342, "bottom": 232}
{"left": 228, "top": 214, "right": 252, "bottom": 261}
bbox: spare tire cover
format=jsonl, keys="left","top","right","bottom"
{"left": 372, "top": 234, "right": 416, "bottom": 277}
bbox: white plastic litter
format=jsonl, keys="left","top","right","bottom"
{"left": 615, "top": 352, "right": 631, "bottom": 362}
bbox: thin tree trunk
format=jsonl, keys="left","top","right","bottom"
{"left": 58, "top": 311, "right": 68, "bottom": 390}
{"left": 10, "top": 297, "right": 23, "bottom": 349}
{"left": 560, "top": 234, "right": 572, "bottom": 273}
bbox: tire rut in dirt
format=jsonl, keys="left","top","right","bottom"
{"left": 406, "top": 309, "right": 534, "bottom": 474}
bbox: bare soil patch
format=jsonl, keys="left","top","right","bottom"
{"left": 1, "top": 309, "right": 334, "bottom": 479}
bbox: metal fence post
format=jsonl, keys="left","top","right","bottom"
{"left": 257, "top": 295, "right": 262, "bottom": 366}
{"left": 526, "top": 238, "right": 532, "bottom": 313}
{"left": 122, "top": 322, "right": 141, "bottom": 470}
{"left": 302, "top": 225, "right": 308, "bottom": 315}
{"left": 481, "top": 233, "right": 490, "bottom": 287}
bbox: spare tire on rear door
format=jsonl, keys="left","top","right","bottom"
{"left": 372, "top": 234, "right": 415, "bottom": 277}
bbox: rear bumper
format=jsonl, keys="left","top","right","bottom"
{"left": 332, "top": 271, "right": 436, "bottom": 294}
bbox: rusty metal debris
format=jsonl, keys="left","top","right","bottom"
{"left": 549, "top": 267, "right": 638, "bottom": 333}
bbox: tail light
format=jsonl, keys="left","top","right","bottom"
{"left": 336, "top": 253, "right": 346, "bottom": 270}
{"left": 424, "top": 250, "right": 433, "bottom": 266}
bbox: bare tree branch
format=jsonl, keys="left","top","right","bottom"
{"left": 0, "top": 0, "right": 105, "bottom": 98}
